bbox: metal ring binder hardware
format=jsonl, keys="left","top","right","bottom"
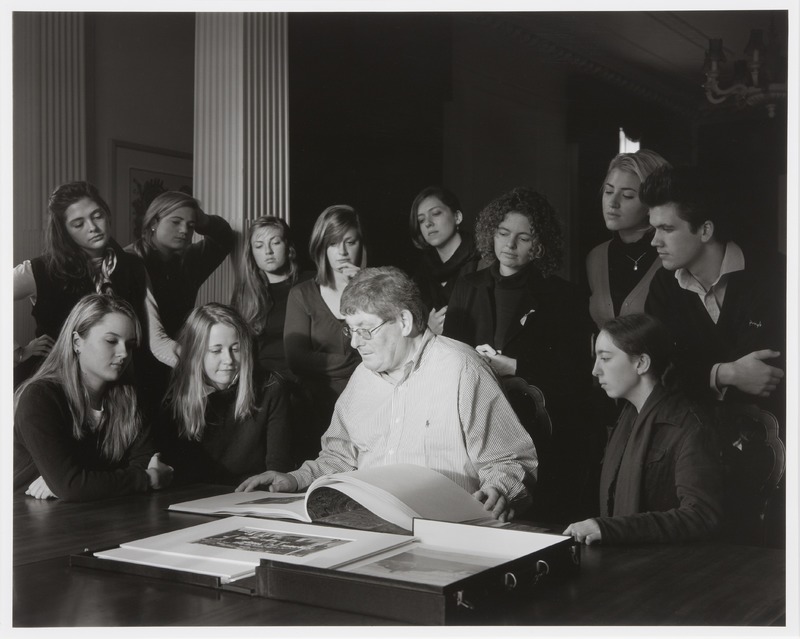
{"left": 504, "top": 572, "right": 518, "bottom": 590}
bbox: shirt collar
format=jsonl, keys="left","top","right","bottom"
{"left": 376, "top": 329, "right": 435, "bottom": 385}
{"left": 675, "top": 241, "right": 745, "bottom": 291}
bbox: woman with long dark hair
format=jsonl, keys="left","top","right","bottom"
{"left": 13, "top": 181, "right": 165, "bottom": 381}
{"left": 408, "top": 186, "right": 480, "bottom": 334}
{"left": 160, "top": 303, "right": 292, "bottom": 485}
{"left": 14, "top": 294, "right": 172, "bottom": 500}
{"left": 564, "top": 313, "right": 723, "bottom": 544}
{"left": 231, "top": 216, "right": 309, "bottom": 378}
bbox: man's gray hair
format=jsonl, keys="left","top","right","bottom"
{"left": 341, "top": 266, "right": 428, "bottom": 333}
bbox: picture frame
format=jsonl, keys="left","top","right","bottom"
{"left": 110, "top": 140, "right": 193, "bottom": 246}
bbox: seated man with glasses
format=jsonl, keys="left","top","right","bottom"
{"left": 237, "top": 266, "right": 538, "bottom": 521}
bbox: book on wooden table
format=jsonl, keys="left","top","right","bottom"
{"left": 168, "top": 463, "right": 494, "bottom": 532}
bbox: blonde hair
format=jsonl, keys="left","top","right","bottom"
{"left": 14, "top": 294, "right": 143, "bottom": 462}
{"left": 132, "top": 191, "right": 203, "bottom": 257}
{"left": 167, "top": 303, "right": 256, "bottom": 441}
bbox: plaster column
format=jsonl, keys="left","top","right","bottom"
{"left": 13, "top": 13, "right": 87, "bottom": 345}
{"left": 194, "top": 12, "right": 290, "bottom": 306}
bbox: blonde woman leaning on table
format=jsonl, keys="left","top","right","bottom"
{"left": 158, "top": 303, "right": 292, "bottom": 485}
{"left": 13, "top": 294, "right": 173, "bottom": 501}
{"left": 565, "top": 313, "right": 723, "bottom": 545}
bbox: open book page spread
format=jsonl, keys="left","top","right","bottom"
{"left": 93, "top": 516, "right": 412, "bottom": 583}
{"left": 168, "top": 491, "right": 311, "bottom": 521}
{"left": 168, "top": 464, "right": 493, "bottom": 532}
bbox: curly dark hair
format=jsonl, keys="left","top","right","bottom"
{"left": 475, "top": 187, "right": 563, "bottom": 277}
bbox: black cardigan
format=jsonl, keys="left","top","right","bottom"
{"left": 444, "top": 262, "right": 594, "bottom": 430}
{"left": 14, "top": 380, "right": 154, "bottom": 500}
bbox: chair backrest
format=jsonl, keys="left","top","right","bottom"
{"left": 717, "top": 403, "right": 785, "bottom": 546}
{"left": 502, "top": 376, "right": 553, "bottom": 447}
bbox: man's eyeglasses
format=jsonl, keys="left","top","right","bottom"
{"left": 342, "top": 319, "right": 390, "bottom": 341}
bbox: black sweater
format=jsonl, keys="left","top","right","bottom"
{"left": 161, "top": 373, "right": 293, "bottom": 486}
{"left": 14, "top": 380, "right": 153, "bottom": 500}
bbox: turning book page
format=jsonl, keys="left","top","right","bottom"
{"left": 308, "top": 464, "right": 492, "bottom": 531}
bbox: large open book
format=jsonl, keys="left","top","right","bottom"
{"left": 169, "top": 464, "right": 494, "bottom": 532}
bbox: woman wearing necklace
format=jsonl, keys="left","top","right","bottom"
{"left": 408, "top": 186, "right": 481, "bottom": 334}
{"left": 586, "top": 150, "right": 671, "bottom": 331}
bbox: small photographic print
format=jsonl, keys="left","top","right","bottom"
{"left": 344, "top": 546, "right": 501, "bottom": 586}
{"left": 193, "top": 528, "right": 350, "bottom": 557}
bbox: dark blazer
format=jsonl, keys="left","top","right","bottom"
{"left": 596, "top": 385, "right": 724, "bottom": 544}
{"left": 444, "top": 262, "right": 594, "bottom": 426}
{"left": 645, "top": 252, "right": 786, "bottom": 420}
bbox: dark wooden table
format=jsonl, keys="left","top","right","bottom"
{"left": 13, "top": 484, "right": 786, "bottom": 627}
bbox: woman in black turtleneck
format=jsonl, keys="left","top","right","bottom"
{"left": 408, "top": 186, "right": 481, "bottom": 334}
{"left": 586, "top": 150, "right": 671, "bottom": 331}
{"left": 444, "top": 187, "right": 594, "bottom": 521}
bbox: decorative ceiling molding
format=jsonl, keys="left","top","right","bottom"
{"left": 462, "top": 13, "right": 700, "bottom": 119}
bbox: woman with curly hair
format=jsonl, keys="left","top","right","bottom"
{"left": 230, "top": 216, "right": 310, "bottom": 378}
{"left": 444, "top": 187, "right": 595, "bottom": 520}
{"left": 586, "top": 150, "right": 670, "bottom": 330}
{"left": 408, "top": 186, "right": 481, "bottom": 334}
{"left": 444, "top": 187, "right": 592, "bottom": 396}
{"left": 160, "top": 303, "right": 292, "bottom": 485}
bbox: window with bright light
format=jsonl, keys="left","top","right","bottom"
{"left": 619, "top": 127, "right": 640, "bottom": 153}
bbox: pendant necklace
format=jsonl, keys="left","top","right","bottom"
{"left": 626, "top": 251, "right": 648, "bottom": 272}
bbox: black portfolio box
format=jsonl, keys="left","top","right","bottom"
{"left": 255, "top": 519, "right": 580, "bottom": 624}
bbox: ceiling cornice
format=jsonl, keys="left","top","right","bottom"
{"left": 462, "top": 13, "right": 701, "bottom": 119}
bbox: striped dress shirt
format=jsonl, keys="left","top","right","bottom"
{"left": 290, "top": 331, "right": 538, "bottom": 500}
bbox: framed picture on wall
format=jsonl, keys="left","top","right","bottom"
{"left": 111, "top": 140, "right": 193, "bottom": 246}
